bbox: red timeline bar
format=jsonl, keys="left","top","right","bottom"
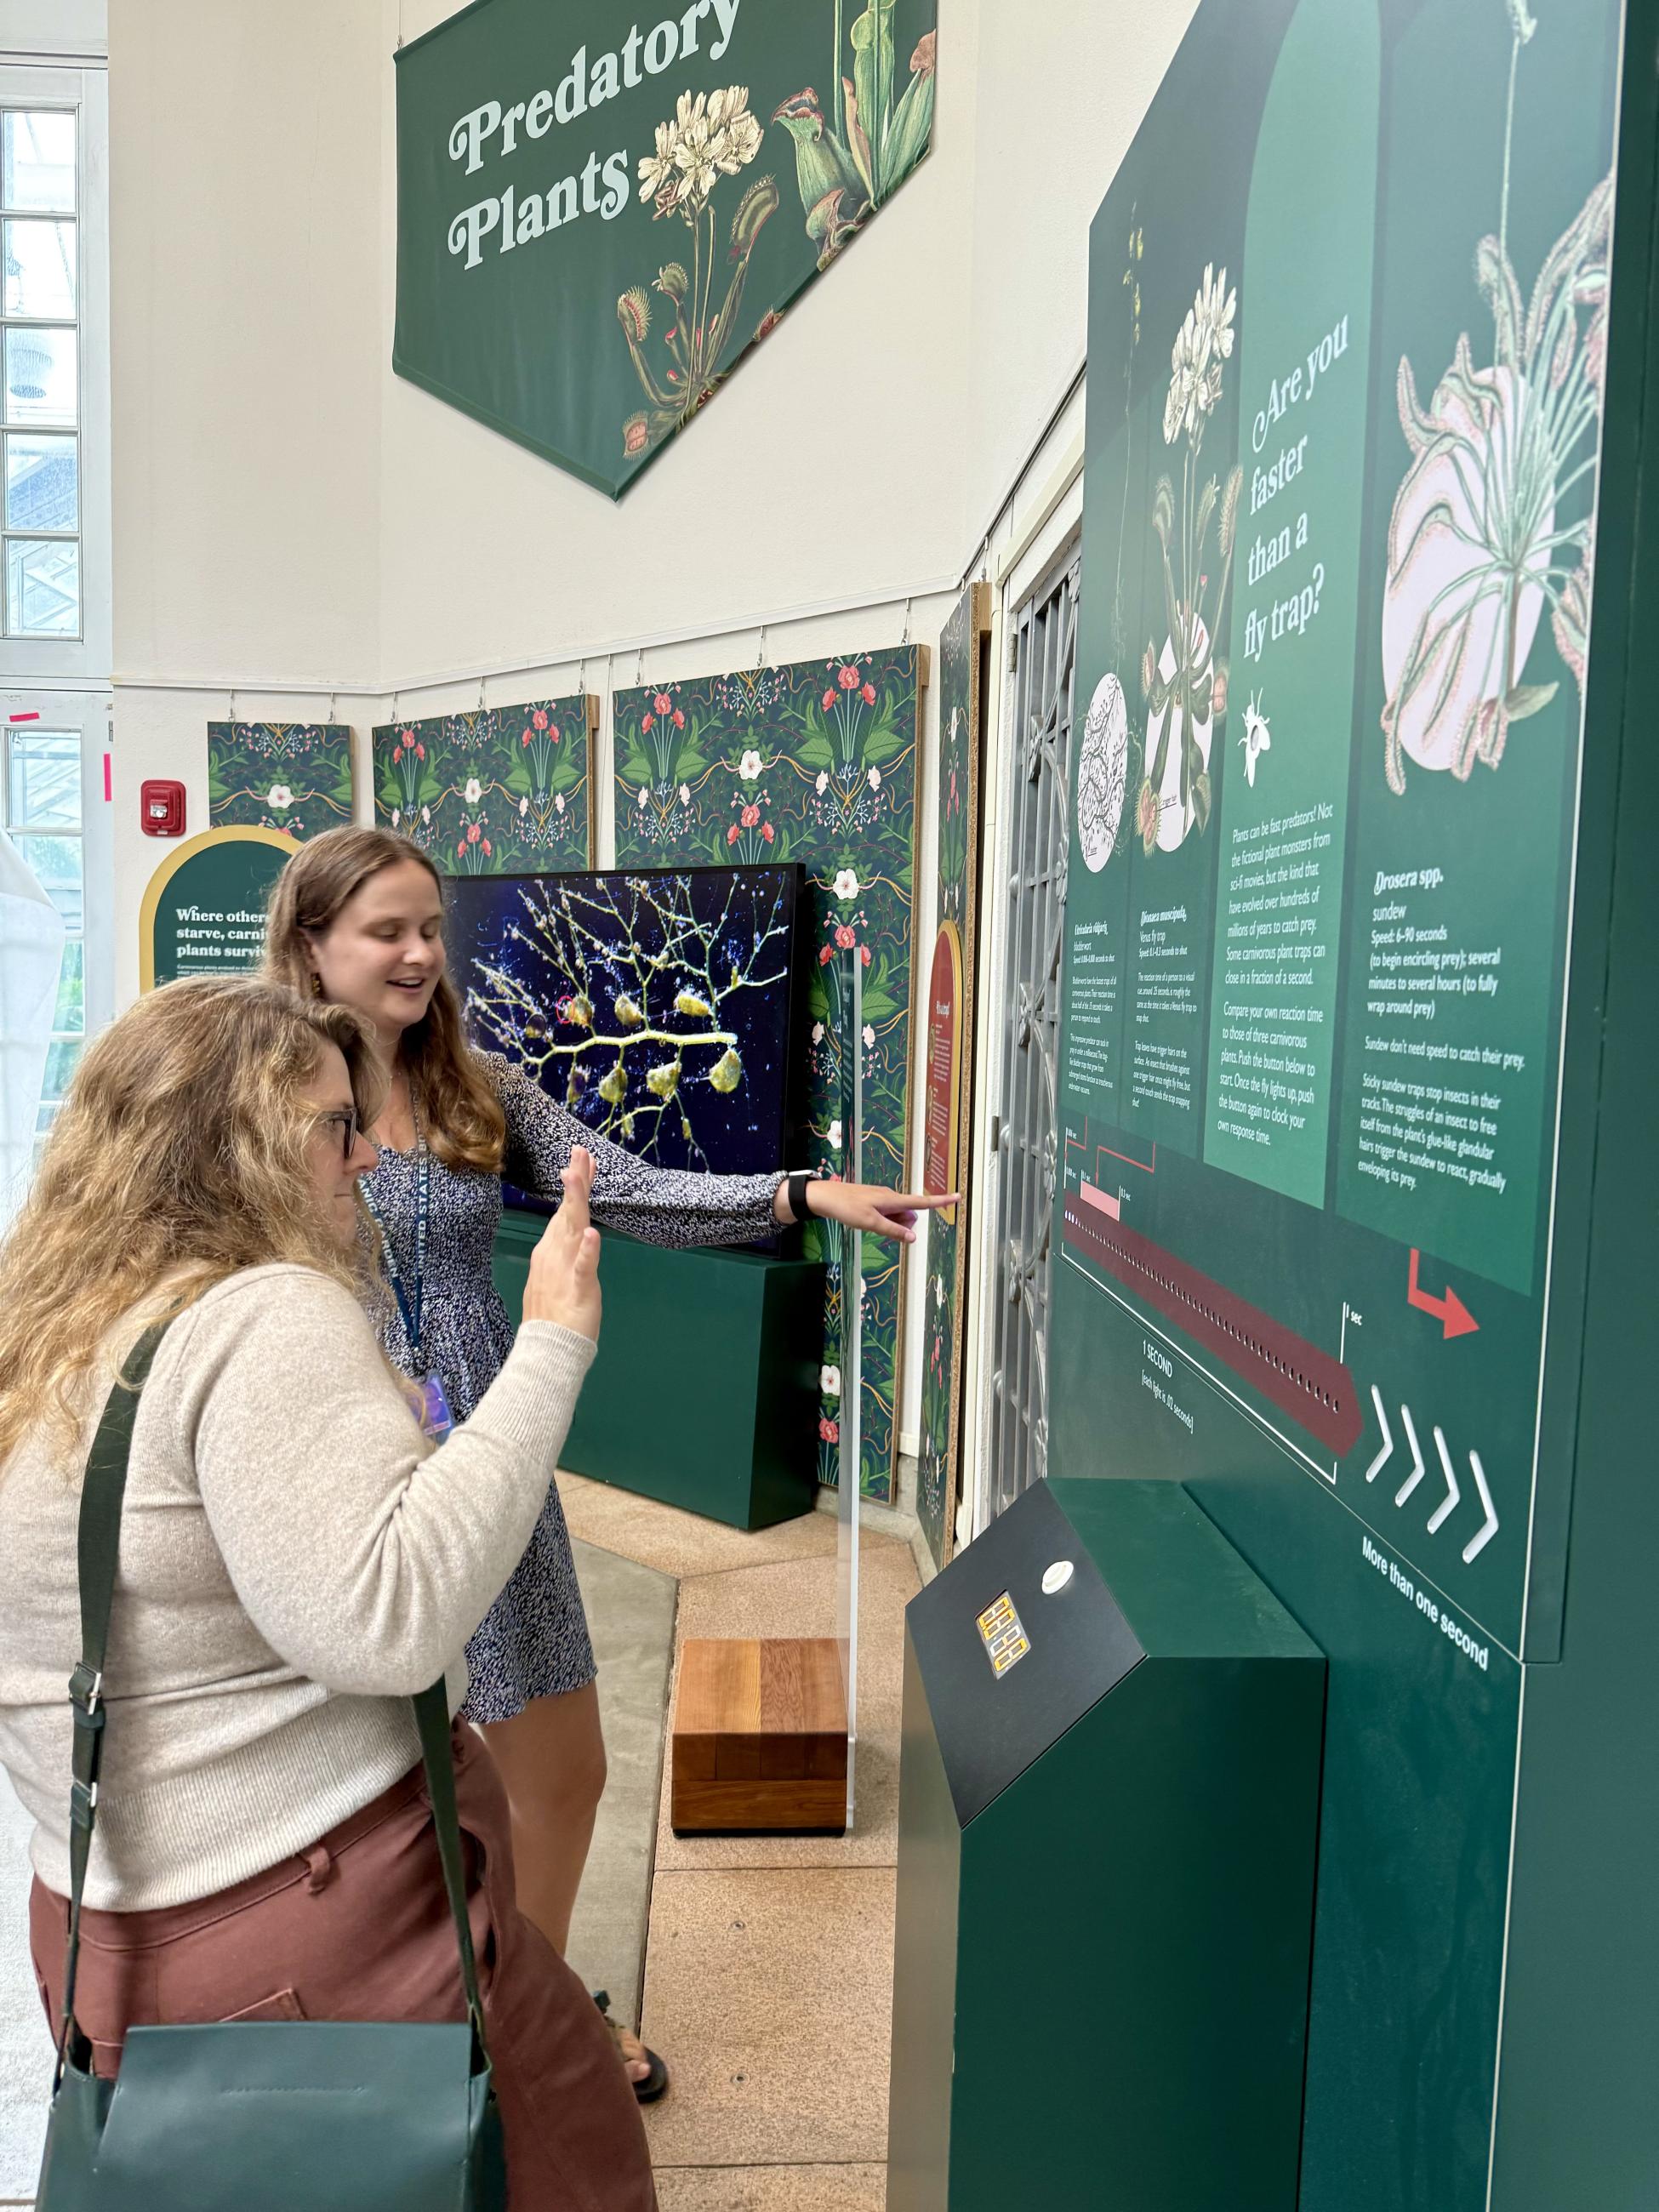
{"left": 1062, "top": 1195, "right": 1363, "bottom": 1457}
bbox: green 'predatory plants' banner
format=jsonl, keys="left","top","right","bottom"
{"left": 394, "top": 0, "right": 938, "bottom": 497}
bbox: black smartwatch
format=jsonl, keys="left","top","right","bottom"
{"left": 784, "top": 1168, "right": 824, "bottom": 1224}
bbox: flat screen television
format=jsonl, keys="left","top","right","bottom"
{"left": 446, "top": 864, "right": 805, "bottom": 1218}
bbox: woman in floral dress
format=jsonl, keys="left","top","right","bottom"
{"left": 265, "top": 827, "right": 946, "bottom": 2095}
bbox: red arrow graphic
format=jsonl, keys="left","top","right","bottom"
{"left": 1407, "top": 1249, "right": 1479, "bottom": 1340}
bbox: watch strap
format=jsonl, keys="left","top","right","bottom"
{"left": 785, "top": 1168, "right": 822, "bottom": 1224}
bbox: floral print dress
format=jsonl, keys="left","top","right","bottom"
{"left": 362, "top": 1052, "right": 782, "bottom": 1724}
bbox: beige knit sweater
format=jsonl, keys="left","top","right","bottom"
{"left": 0, "top": 1263, "right": 594, "bottom": 1911}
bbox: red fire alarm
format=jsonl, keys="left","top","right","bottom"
{"left": 140, "top": 779, "right": 186, "bottom": 837}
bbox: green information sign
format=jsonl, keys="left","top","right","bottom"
{"left": 140, "top": 827, "right": 299, "bottom": 991}
{"left": 1047, "top": 1, "right": 1652, "bottom": 2207}
{"left": 394, "top": 0, "right": 937, "bottom": 497}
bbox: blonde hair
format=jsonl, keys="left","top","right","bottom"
{"left": 0, "top": 976, "right": 381, "bottom": 1469}
{"left": 263, "top": 827, "right": 506, "bottom": 1175}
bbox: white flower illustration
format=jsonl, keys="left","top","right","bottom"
{"left": 833, "top": 869, "right": 859, "bottom": 901}
{"left": 636, "top": 784, "right": 648, "bottom": 809}
{"left": 391, "top": 807, "right": 402, "bottom": 827}
{"left": 738, "top": 749, "right": 764, "bottom": 781}
{"left": 638, "top": 118, "right": 679, "bottom": 208}
{"left": 815, "top": 771, "right": 830, "bottom": 795}
{"left": 862, "top": 1023, "right": 875, "bottom": 1048}
{"left": 1164, "top": 263, "right": 1235, "bottom": 446}
{"left": 555, "top": 792, "right": 566, "bottom": 814}
{"left": 820, "top": 1364, "right": 841, "bottom": 1399}
{"left": 464, "top": 777, "right": 482, "bottom": 805}
{"left": 671, "top": 92, "right": 719, "bottom": 209}
{"left": 811, "top": 1021, "right": 824, "bottom": 1044}
{"left": 519, "top": 795, "right": 529, "bottom": 816}
{"left": 420, "top": 805, "right": 430, "bottom": 824}
{"left": 267, "top": 784, "right": 293, "bottom": 809}
{"left": 867, "top": 767, "right": 881, "bottom": 790}
{"left": 708, "top": 84, "right": 762, "bottom": 173}
{"left": 679, "top": 782, "right": 691, "bottom": 806}
{"left": 829, "top": 1120, "right": 842, "bottom": 1150}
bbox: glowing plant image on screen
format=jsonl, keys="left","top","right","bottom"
{"left": 457, "top": 869, "right": 795, "bottom": 1172}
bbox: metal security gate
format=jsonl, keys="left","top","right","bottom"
{"left": 984, "top": 544, "right": 1080, "bottom": 1520}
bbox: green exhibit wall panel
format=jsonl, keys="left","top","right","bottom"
{"left": 1048, "top": 3, "right": 1659, "bottom": 2208}
{"left": 492, "top": 1209, "right": 824, "bottom": 1529}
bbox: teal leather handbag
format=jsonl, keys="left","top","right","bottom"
{"left": 36, "top": 1323, "right": 509, "bottom": 2211}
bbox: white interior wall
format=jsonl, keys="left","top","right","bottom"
{"left": 106, "top": 0, "right": 1200, "bottom": 1459}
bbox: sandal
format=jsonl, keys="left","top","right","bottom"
{"left": 593, "top": 1988, "right": 670, "bottom": 2105}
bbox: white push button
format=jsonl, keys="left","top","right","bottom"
{"left": 1041, "top": 1560, "right": 1074, "bottom": 1595}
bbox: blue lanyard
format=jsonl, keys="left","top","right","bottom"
{"left": 360, "top": 1129, "right": 430, "bottom": 1370}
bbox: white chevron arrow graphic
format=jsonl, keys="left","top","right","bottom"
{"left": 1394, "top": 1404, "right": 1426, "bottom": 1507}
{"left": 1365, "top": 1387, "right": 1393, "bottom": 1482}
{"left": 1428, "top": 1425, "right": 1461, "bottom": 1533}
{"left": 1462, "top": 1451, "right": 1498, "bottom": 1562}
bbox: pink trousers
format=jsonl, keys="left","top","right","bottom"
{"left": 30, "top": 1722, "right": 657, "bottom": 2212}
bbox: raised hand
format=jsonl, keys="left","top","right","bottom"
{"left": 524, "top": 1145, "right": 602, "bottom": 1340}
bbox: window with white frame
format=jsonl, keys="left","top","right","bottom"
{"left": 2, "top": 106, "right": 82, "bottom": 641}
{"left": 3, "top": 715, "right": 85, "bottom": 1134}
{"left": 0, "top": 51, "right": 108, "bottom": 1172}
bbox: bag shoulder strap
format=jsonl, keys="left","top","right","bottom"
{"left": 57, "top": 1320, "right": 488, "bottom": 2082}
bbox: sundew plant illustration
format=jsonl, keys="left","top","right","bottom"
{"left": 449, "top": 866, "right": 798, "bottom": 1178}
{"left": 1379, "top": 0, "right": 1611, "bottom": 794}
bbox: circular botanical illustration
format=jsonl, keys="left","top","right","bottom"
{"left": 1077, "top": 671, "right": 1129, "bottom": 873}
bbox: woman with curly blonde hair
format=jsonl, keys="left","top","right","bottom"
{"left": 0, "top": 975, "right": 654, "bottom": 2212}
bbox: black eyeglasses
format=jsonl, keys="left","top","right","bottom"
{"left": 316, "top": 1107, "right": 363, "bottom": 1160}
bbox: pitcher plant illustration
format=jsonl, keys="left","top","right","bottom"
{"left": 1381, "top": 0, "right": 1611, "bottom": 793}
{"left": 772, "top": 6, "right": 936, "bottom": 269}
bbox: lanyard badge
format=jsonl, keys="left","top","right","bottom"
{"left": 361, "top": 1135, "right": 452, "bottom": 1442}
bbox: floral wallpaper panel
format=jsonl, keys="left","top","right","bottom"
{"left": 373, "top": 697, "right": 596, "bottom": 874}
{"left": 207, "top": 722, "right": 354, "bottom": 842}
{"left": 613, "top": 647, "right": 925, "bottom": 1503}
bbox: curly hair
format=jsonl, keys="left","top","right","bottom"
{"left": 0, "top": 975, "right": 382, "bottom": 1470}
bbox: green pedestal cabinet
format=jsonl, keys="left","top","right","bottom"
{"left": 887, "top": 1479, "right": 1325, "bottom": 2212}
{"left": 491, "top": 1210, "right": 825, "bottom": 1531}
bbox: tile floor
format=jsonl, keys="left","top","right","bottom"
{"left": 558, "top": 1471, "right": 919, "bottom": 2207}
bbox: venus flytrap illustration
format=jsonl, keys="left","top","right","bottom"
{"left": 1138, "top": 265, "right": 1245, "bottom": 854}
{"left": 1381, "top": 0, "right": 1610, "bottom": 794}
{"left": 619, "top": 88, "right": 779, "bottom": 459}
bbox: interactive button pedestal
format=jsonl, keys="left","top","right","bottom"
{"left": 887, "top": 1479, "right": 1325, "bottom": 2212}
